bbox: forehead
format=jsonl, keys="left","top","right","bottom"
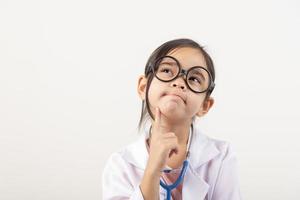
{"left": 166, "top": 47, "right": 207, "bottom": 70}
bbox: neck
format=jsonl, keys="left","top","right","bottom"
{"left": 150, "top": 118, "right": 192, "bottom": 145}
{"left": 171, "top": 122, "right": 191, "bottom": 145}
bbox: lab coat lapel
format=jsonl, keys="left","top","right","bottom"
{"left": 182, "top": 124, "right": 220, "bottom": 200}
{"left": 182, "top": 165, "right": 209, "bottom": 200}
{"left": 188, "top": 124, "right": 220, "bottom": 168}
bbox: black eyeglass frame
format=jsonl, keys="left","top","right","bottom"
{"left": 151, "top": 55, "right": 215, "bottom": 94}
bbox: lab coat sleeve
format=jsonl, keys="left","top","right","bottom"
{"left": 102, "top": 152, "right": 144, "bottom": 200}
{"left": 211, "top": 143, "right": 242, "bottom": 200}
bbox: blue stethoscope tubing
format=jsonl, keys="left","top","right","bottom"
{"left": 159, "top": 160, "right": 189, "bottom": 200}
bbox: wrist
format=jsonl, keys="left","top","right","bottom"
{"left": 144, "top": 164, "right": 161, "bottom": 178}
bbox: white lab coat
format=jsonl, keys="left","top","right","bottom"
{"left": 102, "top": 123, "right": 242, "bottom": 200}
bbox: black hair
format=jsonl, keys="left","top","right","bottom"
{"left": 138, "top": 38, "right": 215, "bottom": 131}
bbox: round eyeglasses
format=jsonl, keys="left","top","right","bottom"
{"left": 151, "top": 56, "right": 215, "bottom": 93}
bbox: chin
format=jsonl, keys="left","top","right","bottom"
{"left": 160, "top": 107, "right": 185, "bottom": 121}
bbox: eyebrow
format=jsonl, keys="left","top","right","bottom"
{"left": 160, "top": 61, "right": 177, "bottom": 65}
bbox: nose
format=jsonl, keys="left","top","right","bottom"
{"left": 171, "top": 77, "right": 187, "bottom": 91}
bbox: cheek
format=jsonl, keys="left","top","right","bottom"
{"left": 147, "top": 80, "right": 164, "bottom": 105}
{"left": 186, "top": 95, "right": 206, "bottom": 112}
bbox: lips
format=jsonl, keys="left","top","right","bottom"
{"left": 163, "top": 92, "right": 186, "bottom": 103}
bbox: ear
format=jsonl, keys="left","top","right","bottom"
{"left": 196, "top": 97, "right": 214, "bottom": 117}
{"left": 137, "top": 75, "right": 148, "bottom": 100}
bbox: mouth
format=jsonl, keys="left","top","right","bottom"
{"left": 163, "top": 92, "right": 186, "bottom": 104}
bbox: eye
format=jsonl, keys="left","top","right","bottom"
{"left": 189, "top": 76, "right": 201, "bottom": 84}
{"left": 161, "top": 69, "right": 171, "bottom": 73}
{"left": 159, "top": 66, "right": 174, "bottom": 75}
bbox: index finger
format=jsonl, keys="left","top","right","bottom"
{"left": 152, "top": 107, "right": 161, "bottom": 133}
{"left": 155, "top": 107, "right": 161, "bottom": 125}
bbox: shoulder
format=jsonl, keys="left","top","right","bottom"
{"left": 188, "top": 125, "right": 239, "bottom": 169}
{"left": 103, "top": 135, "right": 147, "bottom": 175}
{"left": 208, "top": 136, "right": 237, "bottom": 160}
{"left": 103, "top": 147, "right": 129, "bottom": 174}
{"left": 205, "top": 135, "right": 239, "bottom": 175}
{"left": 195, "top": 122, "right": 237, "bottom": 157}
{"left": 102, "top": 145, "right": 146, "bottom": 199}
{"left": 102, "top": 147, "right": 134, "bottom": 188}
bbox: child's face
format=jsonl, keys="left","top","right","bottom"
{"left": 138, "top": 47, "right": 214, "bottom": 123}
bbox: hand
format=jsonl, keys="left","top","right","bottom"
{"left": 146, "top": 107, "right": 179, "bottom": 173}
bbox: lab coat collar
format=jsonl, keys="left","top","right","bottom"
{"left": 124, "top": 122, "right": 220, "bottom": 171}
{"left": 124, "top": 123, "right": 220, "bottom": 199}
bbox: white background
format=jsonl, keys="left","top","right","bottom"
{"left": 0, "top": 0, "right": 299, "bottom": 199}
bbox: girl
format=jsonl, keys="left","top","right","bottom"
{"left": 102, "top": 38, "right": 241, "bottom": 200}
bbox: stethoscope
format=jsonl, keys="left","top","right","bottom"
{"left": 149, "top": 124, "right": 194, "bottom": 200}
